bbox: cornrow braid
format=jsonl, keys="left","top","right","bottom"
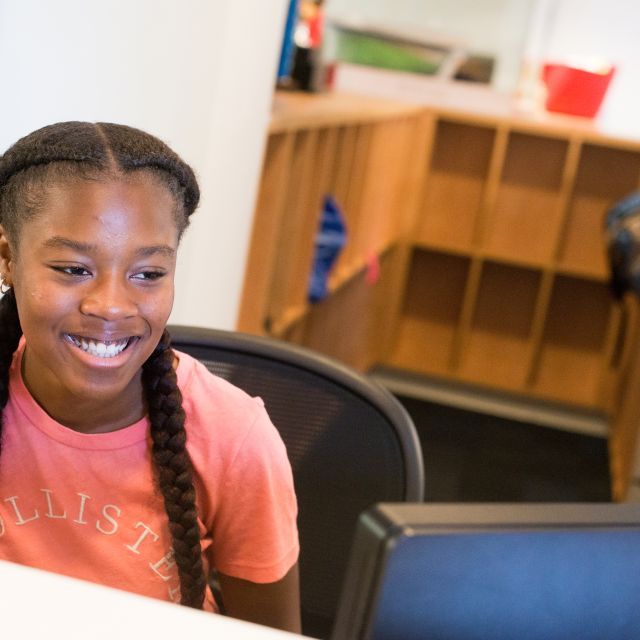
{"left": 0, "top": 290, "right": 23, "bottom": 454}
{"left": 142, "top": 330, "right": 207, "bottom": 609}
{"left": 0, "top": 121, "right": 206, "bottom": 608}
{"left": 97, "top": 123, "right": 199, "bottom": 216}
{"left": 0, "top": 122, "right": 108, "bottom": 187}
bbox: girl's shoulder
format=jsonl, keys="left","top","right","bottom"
{"left": 174, "top": 348, "right": 272, "bottom": 442}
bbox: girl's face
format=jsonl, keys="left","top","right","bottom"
{"left": 0, "top": 176, "right": 181, "bottom": 424}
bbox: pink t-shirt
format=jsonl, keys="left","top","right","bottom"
{"left": 0, "top": 341, "right": 299, "bottom": 610}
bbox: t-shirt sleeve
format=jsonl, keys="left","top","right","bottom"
{"left": 209, "top": 399, "right": 299, "bottom": 583}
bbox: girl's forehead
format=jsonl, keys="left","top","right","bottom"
{"left": 47, "top": 174, "right": 175, "bottom": 207}
{"left": 25, "top": 177, "right": 181, "bottom": 246}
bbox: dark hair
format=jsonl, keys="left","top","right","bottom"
{"left": 0, "top": 121, "right": 206, "bottom": 608}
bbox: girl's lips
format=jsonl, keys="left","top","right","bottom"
{"left": 64, "top": 334, "right": 138, "bottom": 359}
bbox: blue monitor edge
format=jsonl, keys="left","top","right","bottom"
{"left": 331, "top": 502, "right": 640, "bottom": 640}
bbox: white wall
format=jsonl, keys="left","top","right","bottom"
{"left": 0, "top": 0, "right": 288, "bottom": 329}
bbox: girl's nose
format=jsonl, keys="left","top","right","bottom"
{"left": 79, "top": 276, "right": 137, "bottom": 320}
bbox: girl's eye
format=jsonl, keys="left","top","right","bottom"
{"left": 54, "top": 266, "right": 91, "bottom": 277}
{"left": 131, "top": 270, "right": 165, "bottom": 282}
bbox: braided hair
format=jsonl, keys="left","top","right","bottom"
{"left": 0, "top": 122, "right": 206, "bottom": 608}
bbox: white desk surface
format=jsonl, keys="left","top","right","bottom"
{"left": 0, "top": 559, "right": 307, "bottom": 639}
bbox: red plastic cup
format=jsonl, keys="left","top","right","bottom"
{"left": 542, "top": 63, "right": 615, "bottom": 118}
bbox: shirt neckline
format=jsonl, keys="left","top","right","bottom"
{"left": 8, "top": 338, "right": 192, "bottom": 451}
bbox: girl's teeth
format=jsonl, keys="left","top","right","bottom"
{"left": 68, "top": 335, "right": 129, "bottom": 358}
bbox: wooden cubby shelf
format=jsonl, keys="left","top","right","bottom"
{"left": 482, "top": 132, "right": 568, "bottom": 266}
{"left": 557, "top": 143, "right": 640, "bottom": 280}
{"left": 459, "top": 261, "right": 541, "bottom": 393}
{"left": 530, "top": 275, "right": 614, "bottom": 408}
{"left": 239, "top": 89, "right": 640, "bottom": 499}
{"left": 388, "top": 248, "right": 470, "bottom": 377}
{"left": 416, "top": 119, "right": 495, "bottom": 253}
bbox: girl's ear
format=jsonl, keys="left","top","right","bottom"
{"left": 0, "top": 225, "right": 15, "bottom": 287}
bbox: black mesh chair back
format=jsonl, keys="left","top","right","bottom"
{"left": 168, "top": 325, "right": 424, "bottom": 638}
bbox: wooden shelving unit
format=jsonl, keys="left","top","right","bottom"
{"left": 238, "top": 92, "right": 429, "bottom": 369}
{"left": 238, "top": 89, "right": 640, "bottom": 499}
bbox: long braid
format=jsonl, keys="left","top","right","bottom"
{"left": 0, "top": 290, "right": 22, "bottom": 454}
{"left": 0, "top": 121, "right": 206, "bottom": 608}
{"left": 142, "top": 329, "right": 207, "bottom": 609}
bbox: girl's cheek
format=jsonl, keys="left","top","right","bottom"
{"left": 25, "top": 286, "right": 54, "bottom": 309}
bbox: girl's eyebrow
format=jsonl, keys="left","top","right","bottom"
{"left": 42, "top": 236, "right": 176, "bottom": 258}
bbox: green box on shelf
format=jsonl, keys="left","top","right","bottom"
{"left": 334, "top": 29, "right": 444, "bottom": 75}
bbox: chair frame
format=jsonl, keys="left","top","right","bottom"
{"left": 167, "top": 324, "right": 424, "bottom": 502}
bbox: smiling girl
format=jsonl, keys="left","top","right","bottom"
{"left": 0, "top": 122, "right": 300, "bottom": 632}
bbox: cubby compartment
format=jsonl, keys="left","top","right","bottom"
{"left": 302, "top": 250, "right": 398, "bottom": 371}
{"left": 239, "top": 132, "right": 294, "bottom": 333}
{"left": 483, "top": 132, "right": 568, "bottom": 266}
{"left": 330, "top": 124, "right": 371, "bottom": 278}
{"left": 267, "top": 128, "right": 332, "bottom": 327}
{"left": 327, "top": 126, "right": 357, "bottom": 208}
{"left": 353, "top": 118, "right": 416, "bottom": 261}
{"left": 388, "top": 248, "right": 470, "bottom": 376}
{"left": 531, "top": 276, "right": 613, "bottom": 407}
{"left": 415, "top": 119, "right": 495, "bottom": 253}
{"left": 459, "top": 261, "right": 541, "bottom": 391}
{"left": 557, "top": 144, "right": 640, "bottom": 280}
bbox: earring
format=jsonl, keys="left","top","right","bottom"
{"left": 0, "top": 277, "right": 10, "bottom": 294}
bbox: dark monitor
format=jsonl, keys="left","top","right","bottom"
{"left": 332, "top": 503, "right": 640, "bottom": 640}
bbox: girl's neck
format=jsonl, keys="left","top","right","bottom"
{"left": 35, "top": 392, "right": 146, "bottom": 434}
{"left": 20, "top": 349, "right": 146, "bottom": 434}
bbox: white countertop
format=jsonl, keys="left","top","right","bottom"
{"left": 0, "top": 559, "right": 306, "bottom": 639}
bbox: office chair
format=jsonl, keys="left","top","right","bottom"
{"left": 167, "top": 325, "right": 425, "bottom": 639}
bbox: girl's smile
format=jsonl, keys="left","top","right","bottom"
{"left": 63, "top": 333, "right": 136, "bottom": 359}
{"left": 0, "top": 176, "right": 180, "bottom": 432}
{"left": 61, "top": 332, "right": 140, "bottom": 366}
